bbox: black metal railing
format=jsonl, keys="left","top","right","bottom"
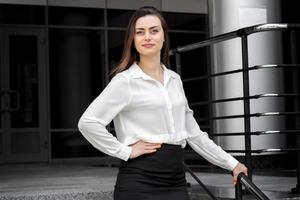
{"left": 183, "top": 162, "right": 218, "bottom": 200}
{"left": 171, "top": 23, "right": 300, "bottom": 197}
{"left": 236, "top": 173, "right": 270, "bottom": 200}
{"left": 184, "top": 162, "right": 270, "bottom": 200}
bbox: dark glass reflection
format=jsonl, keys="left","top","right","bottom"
{"left": 0, "top": 4, "right": 45, "bottom": 24}
{"left": 49, "top": 6, "right": 104, "bottom": 26}
{"left": 50, "top": 29, "right": 104, "bottom": 129}
{"left": 9, "top": 35, "right": 39, "bottom": 128}
{"left": 163, "top": 12, "right": 206, "bottom": 31}
{"left": 51, "top": 131, "right": 104, "bottom": 158}
{"left": 11, "top": 132, "right": 40, "bottom": 154}
{"left": 0, "top": 133, "right": 2, "bottom": 154}
{"left": 169, "top": 32, "right": 206, "bottom": 49}
{"left": 180, "top": 48, "right": 209, "bottom": 79}
{"left": 183, "top": 79, "right": 209, "bottom": 103}
{"left": 108, "top": 30, "right": 126, "bottom": 69}
{"left": 107, "top": 9, "right": 134, "bottom": 27}
{"left": 169, "top": 32, "right": 208, "bottom": 78}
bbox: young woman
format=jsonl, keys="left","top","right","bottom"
{"left": 78, "top": 6, "right": 247, "bottom": 200}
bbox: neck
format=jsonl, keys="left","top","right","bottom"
{"left": 138, "top": 54, "right": 162, "bottom": 73}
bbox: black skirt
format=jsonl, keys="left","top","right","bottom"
{"left": 114, "top": 143, "right": 190, "bottom": 200}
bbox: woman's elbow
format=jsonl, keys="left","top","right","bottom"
{"left": 78, "top": 117, "right": 87, "bottom": 132}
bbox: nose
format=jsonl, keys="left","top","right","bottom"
{"left": 144, "top": 32, "right": 151, "bottom": 41}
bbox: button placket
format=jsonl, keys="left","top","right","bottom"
{"left": 159, "top": 84, "right": 176, "bottom": 133}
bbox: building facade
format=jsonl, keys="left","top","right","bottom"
{"left": 0, "top": 0, "right": 209, "bottom": 164}
{"left": 0, "top": 0, "right": 299, "bottom": 173}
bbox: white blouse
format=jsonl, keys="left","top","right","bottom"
{"left": 78, "top": 62, "right": 238, "bottom": 171}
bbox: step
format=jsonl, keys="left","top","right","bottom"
{"left": 0, "top": 189, "right": 216, "bottom": 200}
{"left": 1, "top": 186, "right": 299, "bottom": 200}
{"left": 0, "top": 164, "right": 299, "bottom": 200}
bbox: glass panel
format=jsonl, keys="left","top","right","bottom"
{"left": 11, "top": 132, "right": 40, "bottom": 154}
{"left": 169, "top": 32, "right": 208, "bottom": 77}
{"left": 169, "top": 32, "right": 206, "bottom": 49}
{"left": 51, "top": 131, "right": 104, "bottom": 158}
{"left": 49, "top": 29, "right": 104, "bottom": 129}
{"left": 107, "top": 9, "right": 134, "bottom": 27}
{"left": 163, "top": 12, "right": 207, "bottom": 31}
{"left": 183, "top": 79, "right": 208, "bottom": 103}
{"left": 108, "top": 30, "right": 126, "bottom": 69}
{"left": 0, "top": 4, "right": 45, "bottom": 25}
{"left": 0, "top": 132, "right": 2, "bottom": 154}
{"left": 49, "top": 6, "right": 104, "bottom": 26}
{"left": 181, "top": 47, "right": 209, "bottom": 78}
{"left": 190, "top": 104, "right": 209, "bottom": 128}
{"left": 9, "top": 35, "right": 39, "bottom": 128}
{"left": 0, "top": 92, "right": 2, "bottom": 128}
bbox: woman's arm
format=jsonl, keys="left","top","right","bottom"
{"left": 78, "top": 73, "right": 132, "bottom": 161}
{"left": 179, "top": 77, "right": 247, "bottom": 175}
{"left": 185, "top": 97, "right": 248, "bottom": 183}
{"left": 185, "top": 103, "right": 239, "bottom": 171}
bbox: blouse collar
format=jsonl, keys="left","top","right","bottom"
{"left": 130, "top": 62, "right": 176, "bottom": 86}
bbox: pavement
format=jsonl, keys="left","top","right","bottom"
{"left": 0, "top": 162, "right": 299, "bottom": 200}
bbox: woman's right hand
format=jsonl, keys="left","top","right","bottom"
{"left": 129, "top": 140, "right": 162, "bottom": 159}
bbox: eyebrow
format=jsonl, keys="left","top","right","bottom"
{"left": 135, "top": 26, "right": 161, "bottom": 30}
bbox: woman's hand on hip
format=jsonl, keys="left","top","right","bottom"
{"left": 129, "top": 140, "right": 162, "bottom": 159}
{"left": 232, "top": 163, "right": 248, "bottom": 185}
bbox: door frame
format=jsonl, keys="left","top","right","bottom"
{"left": 0, "top": 27, "right": 48, "bottom": 163}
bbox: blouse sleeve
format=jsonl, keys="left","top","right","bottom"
{"left": 78, "top": 73, "right": 132, "bottom": 161}
{"left": 179, "top": 78, "right": 239, "bottom": 171}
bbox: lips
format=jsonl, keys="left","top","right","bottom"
{"left": 142, "top": 44, "right": 155, "bottom": 48}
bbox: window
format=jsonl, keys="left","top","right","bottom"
{"left": 0, "top": 4, "right": 45, "bottom": 24}
{"left": 48, "top": 6, "right": 104, "bottom": 26}
{"left": 107, "top": 9, "right": 134, "bottom": 27}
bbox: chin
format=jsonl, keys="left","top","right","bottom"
{"left": 139, "top": 49, "right": 161, "bottom": 55}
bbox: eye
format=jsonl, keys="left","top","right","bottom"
{"left": 135, "top": 31, "right": 144, "bottom": 35}
{"left": 150, "top": 29, "right": 159, "bottom": 34}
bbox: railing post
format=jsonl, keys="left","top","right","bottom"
{"left": 175, "top": 51, "right": 182, "bottom": 76}
{"left": 183, "top": 163, "right": 218, "bottom": 200}
{"left": 290, "top": 30, "right": 300, "bottom": 194}
{"left": 235, "top": 182, "right": 243, "bottom": 200}
{"left": 241, "top": 35, "right": 252, "bottom": 180}
{"left": 207, "top": 46, "right": 214, "bottom": 140}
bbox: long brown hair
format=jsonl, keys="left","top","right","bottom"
{"left": 110, "top": 6, "right": 170, "bottom": 77}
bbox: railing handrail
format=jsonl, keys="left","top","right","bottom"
{"left": 170, "top": 23, "right": 300, "bottom": 54}
{"left": 195, "top": 111, "right": 300, "bottom": 122}
{"left": 182, "top": 64, "right": 300, "bottom": 82}
{"left": 236, "top": 172, "right": 270, "bottom": 200}
{"left": 226, "top": 148, "right": 300, "bottom": 154}
{"left": 210, "top": 129, "right": 300, "bottom": 136}
{"left": 189, "top": 93, "right": 300, "bottom": 106}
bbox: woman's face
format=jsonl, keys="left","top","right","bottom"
{"left": 134, "top": 15, "right": 165, "bottom": 58}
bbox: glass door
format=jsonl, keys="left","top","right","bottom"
{"left": 0, "top": 28, "right": 48, "bottom": 163}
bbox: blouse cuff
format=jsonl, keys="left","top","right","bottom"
{"left": 226, "top": 156, "right": 239, "bottom": 171}
{"left": 119, "top": 144, "right": 132, "bottom": 161}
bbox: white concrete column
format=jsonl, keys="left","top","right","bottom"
{"left": 208, "top": 0, "right": 285, "bottom": 154}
